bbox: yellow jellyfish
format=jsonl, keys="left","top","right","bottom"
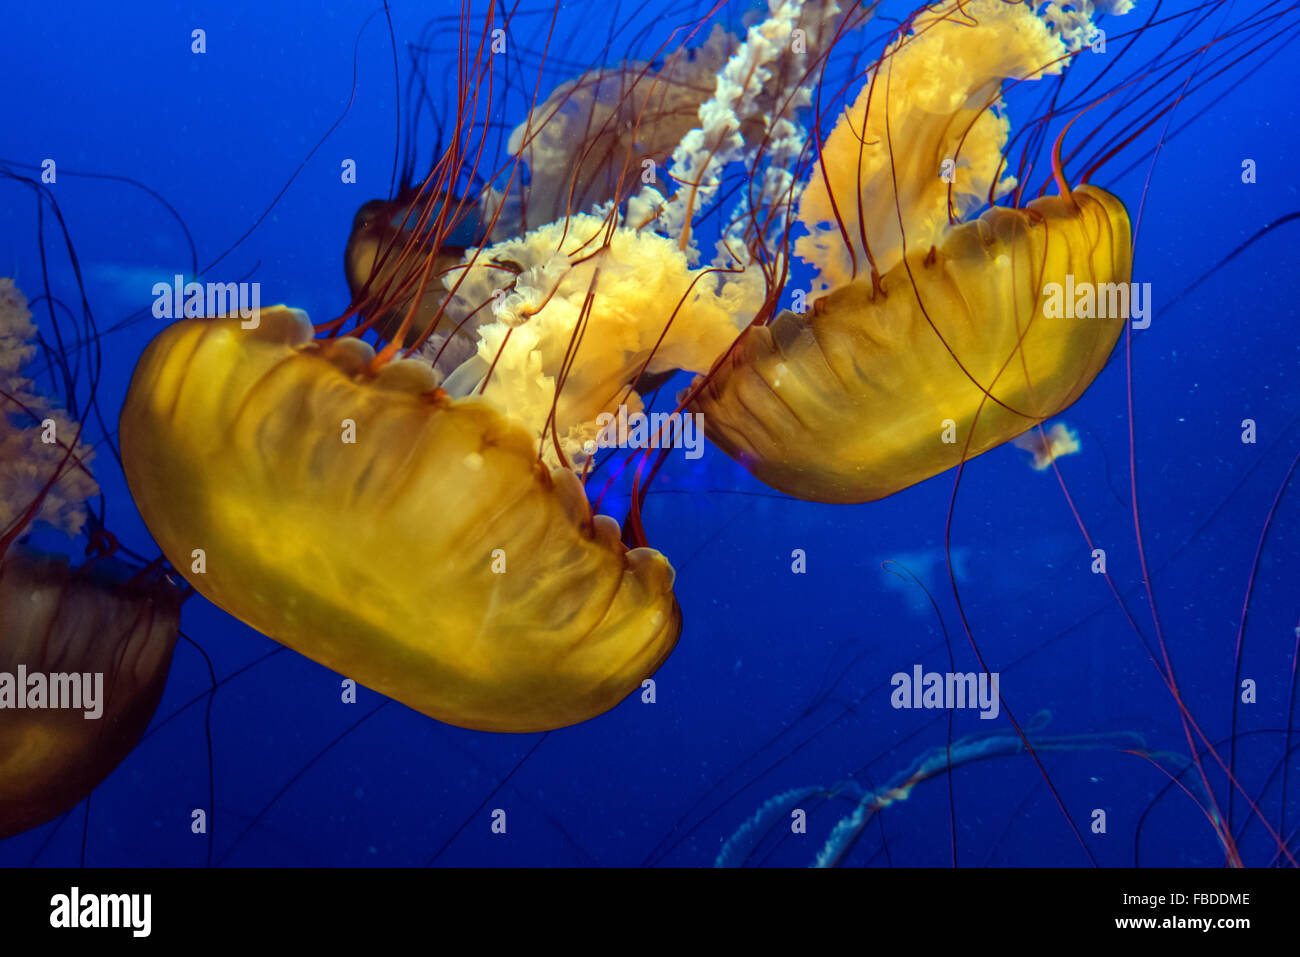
{"left": 689, "top": 0, "right": 1134, "bottom": 503}
{"left": 1, "top": 278, "right": 181, "bottom": 838}
{"left": 119, "top": 307, "right": 683, "bottom": 733}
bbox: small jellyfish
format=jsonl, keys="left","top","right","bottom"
{"left": 715, "top": 715, "right": 1158, "bottom": 867}
{"left": 1012, "top": 422, "right": 1082, "bottom": 471}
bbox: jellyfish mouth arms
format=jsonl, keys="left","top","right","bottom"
{"left": 118, "top": 308, "right": 680, "bottom": 733}
{"left": 689, "top": 185, "right": 1133, "bottom": 503}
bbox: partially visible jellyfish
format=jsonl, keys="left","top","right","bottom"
{"left": 342, "top": 5, "right": 846, "bottom": 349}
{"left": 0, "top": 548, "right": 183, "bottom": 840}
{"left": 478, "top": 24, "right": 738, "bottom": 236}
{"left": 0, "top": 281, "right": 97, "bottom": 536}
{"left": 0, "top": 278, "right": 182, "bottom": 839}
{"left": 715, "top": 712, "right": 1161, "bottom": 866}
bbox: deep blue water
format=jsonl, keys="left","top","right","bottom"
{"left": 2, "top": 0, "right": 1298, "bottom": 867}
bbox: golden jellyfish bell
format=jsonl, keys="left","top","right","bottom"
{"left": 0, "top": 549, "right": 181, "bottom": 839}
{"left": 687, "top": 0, "right": 1137, "bottom": 503}
{"left": 691, "top": 185, "right": 1132, "bottom": 503}
{"left": 492, "top": 31, "right": 739, "bottom": 234}
{"left": 118, "top": 308, "right": 680, "bottom": 733}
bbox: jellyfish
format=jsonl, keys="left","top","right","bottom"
{"left": 120, "top": 305, "right": 685, "bottom": 733}
{"left": 714, "top": 713, "right": 1163, "bottom": 867}
{"left": 685, "top": 0, "right": 1136, "bottom": 504}
{"left": 341, "top": 13, "right": 814, "bottom": 365}
{"left": 1013, "top": 421, "right": 1081, "bottom": 471}
{"left": 0, "top": 547, "right": 182, "bottom": 839}
{"left": 0, "top": 278, "right": 182, "bottom": 839}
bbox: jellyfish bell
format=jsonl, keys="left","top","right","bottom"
{"left": 118, "top": 306, "right": 682, "bottom": 733}
{"left": 692, "top": 184, "right": 1131, "bottom": 502}
{"left": 688, "top": 0, "right": 1135, "bottom": 503}
{"left": 0, "top": 548, "right": 182, "bottom": 839}
{"left": 482, "top": 25, "right": 739, "bottom": 236}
